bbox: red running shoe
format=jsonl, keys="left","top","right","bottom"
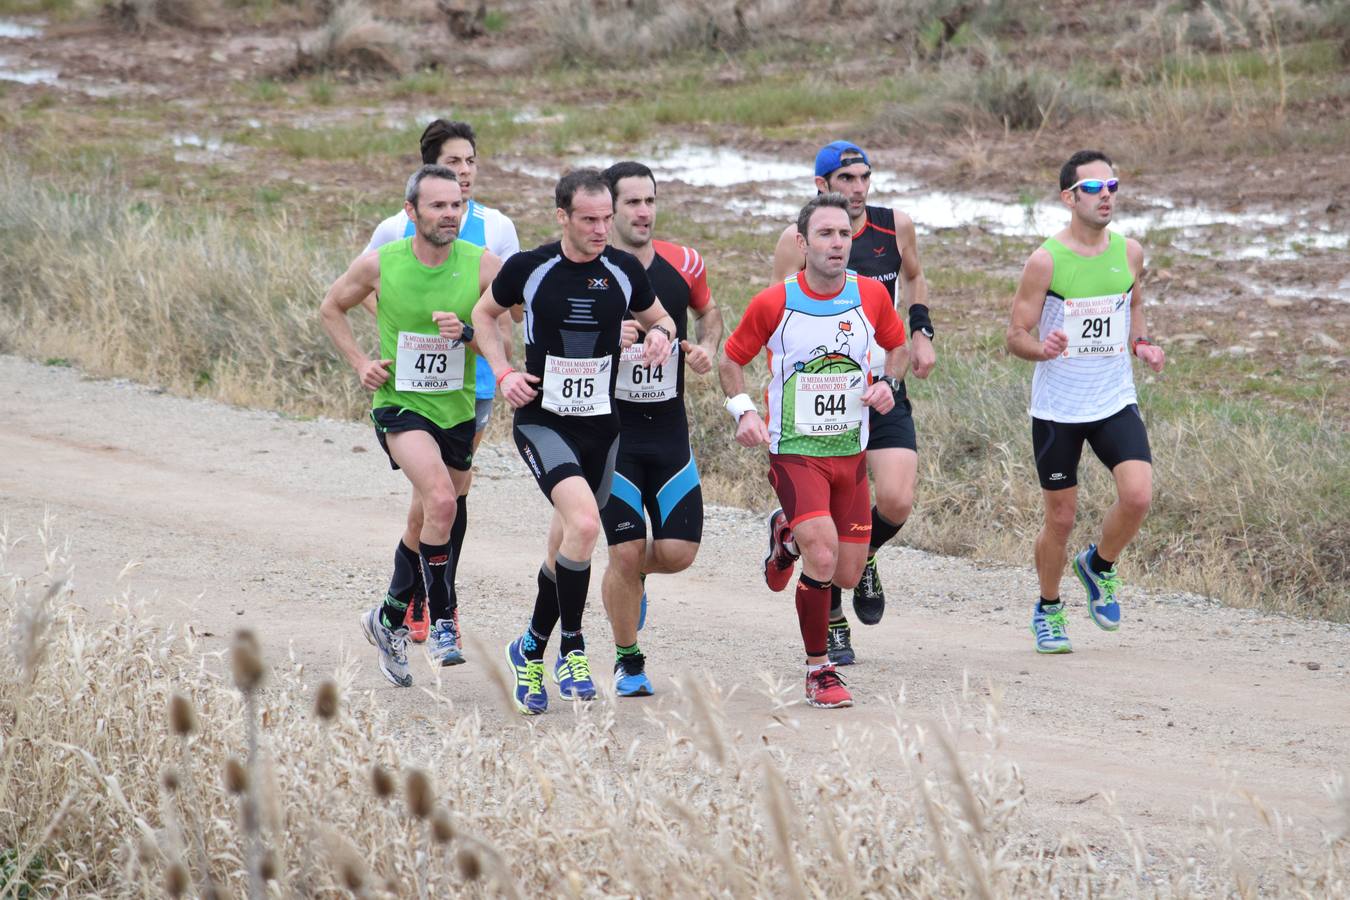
{"left": 805, "top": 664, "right": 853, "bottom": 709}
{"left": 404, "top": 592, "right": 429, "bottom": 644}
{"left": 763, "top": 507, "right": 799, "bottom": 592}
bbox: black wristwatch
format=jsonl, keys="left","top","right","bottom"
{"left": 459, "top": 323, "right": 476, "bottom": 344}
{"left": 915, "top": 325, "right": 934, "bottom": 340}
{"left": 878, "top": 374, "right": 903, "bottom": 394}
{"left": 649, "top": 323, "right": 673, "bottom": 342}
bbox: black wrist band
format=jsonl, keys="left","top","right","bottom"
{"left": 460, "top": 323, "right": 475, "bottom": 344}
{"left": 908, "top": 304, "right": 933, "bottom": 336}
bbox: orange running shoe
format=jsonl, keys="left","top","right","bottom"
{"left": 404, "top": 593, "right": 429, "bottom": 644}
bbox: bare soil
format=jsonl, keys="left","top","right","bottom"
{"left": 3, "top": 354, "right": 1348, "bottom": 883}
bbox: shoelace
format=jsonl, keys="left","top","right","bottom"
{"left": 390, "top": 633, "right": 409, "bottom": 665}
{"left": 565, "top": 653, "right": 593, "bottom": 682}
{"left": 617, "top": 653, "right": 645, "bottom": 676}
{"left": 1038, "top": 609, "right": 1068, "bottom": 638}
{"left": 523, "top": 660, "right": 545, "bottom": 695}
{"left": 1096, "top": 570, "right": 1122, "bottom": 602}
{"left": 860, "top": 563, "right": 877, "bottom": 596}
{"left": 814, "top": 667, "right": 847, "bottom": 690}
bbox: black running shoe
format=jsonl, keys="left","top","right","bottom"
{"left": 826, "top": 620, "right": 856, "bottom": 666}
{"left": 852, "top": 556, "right": 886, "bottom": 625}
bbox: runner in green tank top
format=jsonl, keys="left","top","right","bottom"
{"left": 1006, "top": 150, "right": 1166, "bottom": 656}
{"left": 320, "top": 165, "right": 503, "bottom": 686}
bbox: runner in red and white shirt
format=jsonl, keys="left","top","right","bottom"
{"left": 719, "top": 193, "right": 907, "bottom": 709}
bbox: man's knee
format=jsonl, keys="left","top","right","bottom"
{"left": 1118, "top": 484, "right": 1152, "bottom": 519}
{"left": 652, "top": 540, "right": 698, "bottom": 573}
{"left": 565, "top": 511, "right": 602, "bottom": 548}
{"left": 1043, "top": 496, "right": 1077, "bottom": 538}
{"left": 607, "top": 539, "right": 644, "bottom": 574}
{"left": 874, "top": 483, "right": 913, "bottom": 524}
{"left": 422, "top": 486, "right": 457, "bottom": 530}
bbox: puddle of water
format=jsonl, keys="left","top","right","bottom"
{"left": 505, "top": 142, "right": 1348, "bottom": 282}
{"left": 0, "top": 19, "right": 42, "bottom": 39}
{"left": 172, "top": 133, "right": 224, "bottom": 152}
{"left": 0, "top": 54, "right": 57, "bottom": 85}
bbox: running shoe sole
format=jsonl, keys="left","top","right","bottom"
{"left": 805, "top": 695, "right": 854, "bottom": 709}
{"left": 763, "top": 508, "right": 797, "bottom": 593}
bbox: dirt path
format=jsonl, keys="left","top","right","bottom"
{"left": 2, "top": 354, "right": 1347, "bottom": 879}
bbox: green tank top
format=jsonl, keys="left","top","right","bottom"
{"left": 373, "top": 237, "right": 484, "bottom": 428}
{"left": 1042, "top": 231, "right": 1133, "bottom": 300}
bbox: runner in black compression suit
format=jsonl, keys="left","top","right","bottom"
{"left": 471, "top": 168, "right": 676, "bottom": 716}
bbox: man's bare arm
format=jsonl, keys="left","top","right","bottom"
{"left": 1006, "top": 248, "right": 1062, "bottom": 362}
{"left": 319, "top": 251, "right": 388, "bottom": 389}
{"left": 770, "top": 224, "right": 804, "bottom": 282}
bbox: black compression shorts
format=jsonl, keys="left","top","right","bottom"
{"left": 512, "top": 412, "right": 619, "bottom": 505}
{"left": 371, "top": 407, "right": 474, "bottom": 472}
{"left": 601, "top": 419, "right": 703, "bottom": 546}
{"left": 1032, "top": 403, "right": 1152, "bottom": 491}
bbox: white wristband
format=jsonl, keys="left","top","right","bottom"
{"left": 724, "top": 393, "right": 756, "bottom": 421}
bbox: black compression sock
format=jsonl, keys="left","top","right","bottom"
{"left": 829, "top": 583, "right": 843, "bottom": 619}
{"left": 381, "top": 541, "right": 420, "bottom": 628}
{"left": 447, "top": 494, "right": 467, "bottom": 606}
{"left": 1038, "top": 597, "right": 1061, "bottom": 611}
{"left": 555, "top": 553, "right": 591, "bottom": 655}
{"left": 527, "top": 564, "right": 559, "bottom": 658}
{"left": 1089, "top": 547, "right": 1115, "bottom": 575}
{"left": 420, "top": 540, "right": 454, "bottom": 622}
{"left": 868, "top": 506, "right": 905, "bottom": 555}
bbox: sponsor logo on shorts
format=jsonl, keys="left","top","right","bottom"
{"left": 523, "top": 445, "right": 542, "bottom": 477}
{"left": 850, "top": 523, "right": 871, "bottom": 532}
{"left": 615, "top": 521, "right": 634, "bottom": 532}
{"left": 1049, "top": 472, "right": 1065, "bottom": 481}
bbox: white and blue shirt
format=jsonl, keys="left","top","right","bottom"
{"left": 365, "top": 199, "right": 520, "bottom": 400}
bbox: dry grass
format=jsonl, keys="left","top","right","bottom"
{"left": 536, "top": 0, "right": 792, "bottom": 65}
{"left": 287, "top": 0, "right": 410, "bottom": 78}
{"left": 101, "top": 0, "right": 206, "bottom": 31}
{"left": 2, "top": 529, "right": 1347, "bottom": 896}
{"left": 0, "top": 163, "right": 369, "bottom": 422}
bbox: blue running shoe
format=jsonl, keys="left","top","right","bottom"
{"left": 826, "top": 621, "right": 856, "bottom": 666}
{"left": 637, "top": 575, "right": 648, "bottom": 632}
{"left": 1074, "top": 545, "right": 1122, "bottom": 631}
{"left": 431, "top": 614, "right": 465, "bottom": 666}
{"left": 614, "top": 652, "right": 653, "bottom": 697}
{"left": 361, "top": 607, "right": 412, "bottom": 687}
{"left": 1030, "top": 602, "right": 1072, "bottom": 653}
{"left": 552, "top": 650, "right": 597, "bottom": 701}
{"left": 504, "top": 636, "right": 547, "bottom": 715}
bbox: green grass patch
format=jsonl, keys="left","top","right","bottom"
{"left": 251, "top": 78, "right": 285, "bottom": 103}
{"left": 240, "top": 120, "right": 420, "bottom": 162}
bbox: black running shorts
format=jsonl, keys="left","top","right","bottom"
{"left": 866, "top": 380, "right": 917, "bottom": 453}
{"left": 512, "top": 413, "right": 619, "bottom": 505}
{"left": 371, "top": 407, "right": 474, "bottom": 472}
{"left": 1032, "top": 403, "right": 1152, "bottom": 491}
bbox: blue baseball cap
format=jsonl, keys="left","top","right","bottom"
{"left": 814, "top": 141, "right": 870, "bottom": 178}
